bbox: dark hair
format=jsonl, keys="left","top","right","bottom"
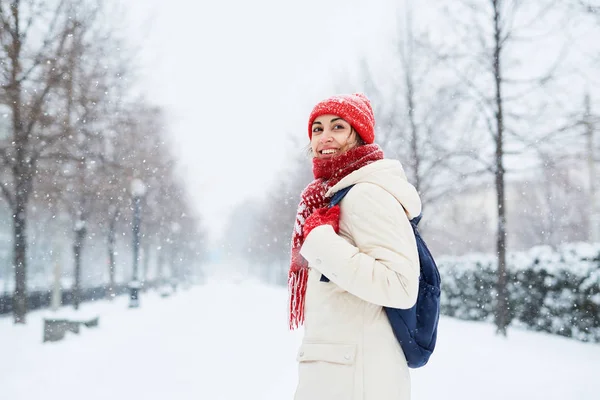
{"left": 354, "top": 132, "right": 366, "bottom": 146}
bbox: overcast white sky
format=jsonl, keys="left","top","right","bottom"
{"left": 121, "top": 0, "right": 400, "bottom": 242}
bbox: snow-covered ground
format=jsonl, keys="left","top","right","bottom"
{"left": 1, "top": 275, "right": 599, "bottom": 400}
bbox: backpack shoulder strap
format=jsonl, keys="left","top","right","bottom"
{"left": 410, "top": 214, "right": 422, "bottom": 226}
{"left": 329, "top": 185, "right": 355, "bottom": 208}
{"left": 329, "top": 185, "right": 423, "bottom": 231}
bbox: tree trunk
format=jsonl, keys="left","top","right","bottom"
{"left": 585, "top": 93, "right": 599, "bottom": 242}
{"left": 51, "top": 244, "right": 62, "bottom": 311}
{"left": 12, "top": 101, "right": 32, "bottom": 323}
{"left": 107, "top": 207, "right": 118, "bottom": 300}
{"left": 492, "top": 0, "right": 509, "bottom": 337}
{"left": 404, "top": 2, "right": 421, "bottom": 195}
{"left": 12, "top": 187, "right": 29, "bottom": 324}
{"left": 157, "top": 246, "right": 165, "bottom": 285}
{"left": 8, "top": 3, "right": 28, "bottom": 324}
{"left": 170, "top": 245, "right": 178, "bottom": 292}
{"left": 72, "top": 224, "right": 86, "bottom": 310}
{"left": 142, "top": 240, "right": 150, "bottom": 292}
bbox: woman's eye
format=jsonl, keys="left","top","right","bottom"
{"left": 333, "top": 124, "right": 345, "bottom": 130}
{"left": 312, "top": 127, "right": 323, "bottom": 133}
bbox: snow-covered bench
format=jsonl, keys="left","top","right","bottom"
{"left": 43, "top": 316, "right": 99, "bottom": 342}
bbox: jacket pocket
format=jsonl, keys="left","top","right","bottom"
{"left": 294, "top": 342, "right": 356, "bottom": 400}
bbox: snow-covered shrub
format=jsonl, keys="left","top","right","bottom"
{"left": 439, "top": 253, "right": 496, "bottom": 322}
{"left": 438, "top": 242, "right": 600, "bottom": 342}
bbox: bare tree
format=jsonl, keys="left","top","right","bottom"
{"left": 30, "top": 1, "right": 130, "bottom": 309}
{"left": 0, "top": 0, "right": 87, "bottom": 323}
{"left": 434, "top": 0, "right": 577, "bottom": 335}
{"left": 63, "top": 4, "right": 126, "bottom": 309}
{"left": 583, "top": 93, "right": 600, "bottom": 241}
{"left": 105, "top": 101, "right": 207, "bottom": 289}
{"left": 223, "top": 140, "right": 312, "bottom": 283}
{"left": 396, "top": 3, "right": 475, "bottom": 210}
{"left": 490, "top": 0, "right": 510, "bottom": 336}
{"left": 0, "top": 2, "right": 204, "bottom": 316}
{"left": 348, "top": 1, "right": 470, "bottom": 214}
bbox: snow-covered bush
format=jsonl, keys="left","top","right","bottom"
{"left": 439, "top": 242, "right": 600, "bottom": 342}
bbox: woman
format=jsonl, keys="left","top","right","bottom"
{"left": 289, "top": 93, "right": 422, "bottom": 400}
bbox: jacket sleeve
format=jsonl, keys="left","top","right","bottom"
{"left": 299, "top": 183, "right": 420, "bottom": 309}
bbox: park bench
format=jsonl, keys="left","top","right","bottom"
{"left": 43, "top": 316, "right": 99, "bottom": 343}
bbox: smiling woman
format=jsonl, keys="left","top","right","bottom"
{"left": 310, "top": 115, "right": 366, "bottom": 158}
{"left": 288, "top": 93, "right": 423, "bottom": 400}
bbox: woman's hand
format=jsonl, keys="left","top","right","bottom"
{"left": 303, "top": 205, "right": 341, "bottom": 240}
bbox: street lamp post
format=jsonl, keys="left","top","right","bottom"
{"left": 169, "top": 222, "right": 181, "bottom": 293}
{"left": 129, "top": 179, "right": 146, "bottom": 308}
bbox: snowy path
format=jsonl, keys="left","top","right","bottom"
{"left": 1, "top": 279, "right": 599, "bottom": 400}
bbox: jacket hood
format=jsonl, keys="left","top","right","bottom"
{"left": 326, "top": 159, "right": 422, "bottom": 219}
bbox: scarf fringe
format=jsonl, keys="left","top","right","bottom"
{"left": 288, "top": 268, "right": 308, "bottom": 330}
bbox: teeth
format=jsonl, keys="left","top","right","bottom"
{"left": 322, "top": 149, "right": 337, "bottom": 154}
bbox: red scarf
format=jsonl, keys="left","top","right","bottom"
{"left": 288, "top": 144, "right": 384, "bottom": 329}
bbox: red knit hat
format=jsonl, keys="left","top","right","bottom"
{"left": 308, "top": 93, "right": 375, "bottom": 144}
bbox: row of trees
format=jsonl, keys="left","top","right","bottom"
{"left": 0, "top": 0, "right": 205, "bottom": 323}
{"left": 222, "top": 0, "right": 600, "bottom": 336}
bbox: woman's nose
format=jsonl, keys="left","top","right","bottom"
{"left": 319, "top": 131, "right": 333, "bottom": 143}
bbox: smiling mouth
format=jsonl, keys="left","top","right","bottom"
{"left": 320, "top": 149, "right": 338, "bottom": 155}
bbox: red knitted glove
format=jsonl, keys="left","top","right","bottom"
{"left": 303, "top": 205, "right": 341, "bottom": 240}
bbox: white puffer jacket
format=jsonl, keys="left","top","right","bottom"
{"left": 294, "top": 159, "right": 422, "bottom": 400}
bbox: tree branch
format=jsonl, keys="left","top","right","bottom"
{"left": 0, "top": 179, "right": 14, "bottom": 208}
{"left": 18, "top": 0, "right": 68, "bottom": 84}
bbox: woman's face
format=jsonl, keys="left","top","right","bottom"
{"left": 311, "top": 114, "right": 358, "bottom": 159}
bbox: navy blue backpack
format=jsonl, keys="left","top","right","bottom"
{"left": 326, "top": 185, "right": 441, "bottom": 368}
